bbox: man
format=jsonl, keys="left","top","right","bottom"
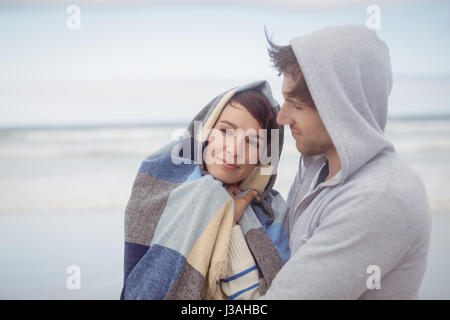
{"left": 227, "top": 25, "right": 431, "bottom": 299}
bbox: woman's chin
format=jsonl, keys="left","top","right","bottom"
{"left": 213, "top": 172, "right": 240, "bottom": 185}
{"left": 208, "top": 165, "right": 242, "bottom": 185}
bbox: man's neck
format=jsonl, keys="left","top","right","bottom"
{"left": 324, "top": 147, "right": 341, "bottom": 181}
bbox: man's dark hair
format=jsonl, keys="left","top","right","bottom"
{"left": 265, "top": 29, "right": 315, "bottom": 108}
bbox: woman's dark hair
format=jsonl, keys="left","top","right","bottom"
{"left": 228, "top": 89, "right": 278, "bottom": 160}
{"left": 229, "top": 90, "right": 276, "bottom": 131}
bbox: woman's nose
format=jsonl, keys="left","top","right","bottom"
{"left": 224, "top": 134, "right": 244, "bottom": 159}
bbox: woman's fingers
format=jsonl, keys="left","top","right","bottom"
{"left": 233, "top": 186, "right": 243, "bottom": 196}
{"left": 232, "top": 189, "right": 258, "bottom": 225}
{"left": 242, "top": 190, "right": 258, "bottom": 204}
{"left": 226, "top": 185, "right": 241, "bottom": 196}
{"left": 226, "top": 185, "right": 257, "bottom": 203}
{"left": 225, "top": 185, "right": 236, "bottom": 196}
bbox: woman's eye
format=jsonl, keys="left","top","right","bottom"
{"left": 245, "top": 137, "right": 259, "bottom": 148}
{"left": 220, "top": 128, "right": 234, "bottom": 135}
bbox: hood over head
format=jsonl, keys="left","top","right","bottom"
{"left": 177, "top": 80, "right": 284, "bottom": 216}
{"left": 290, "top": 25, "right": 395, "bottom": 184}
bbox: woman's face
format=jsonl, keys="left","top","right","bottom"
{"left": 204, "top": 101, "right": 264, "bottom": 185}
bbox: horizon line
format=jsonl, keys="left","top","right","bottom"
{"left": 1, "top": 113, "right": 450, "bottom": 131}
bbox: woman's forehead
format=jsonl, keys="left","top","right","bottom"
{"left": 216, "top": 102, "right": 262, "bottom": 131}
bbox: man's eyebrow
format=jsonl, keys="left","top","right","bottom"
{"left": 282, "top": 91, "right": 297, "bottom": 98}
{"left": 282, "top": 92, "right": 303, "bottom": 105}
{"left": 283, "top": 96, "right": 299, "bottom": 105}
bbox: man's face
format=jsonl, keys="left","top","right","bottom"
{"left": 277, "top": 73, "right": 334, "bottom": 156}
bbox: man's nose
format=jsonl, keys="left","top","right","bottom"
{"left": 276, "top": 103, "right": 293, "bottom": 126}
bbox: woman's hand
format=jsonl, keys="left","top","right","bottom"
{"left": 225, "top": 185, "right": 258, "bottom": 226}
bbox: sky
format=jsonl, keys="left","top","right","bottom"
{"left": 0, "top": 0, "right": 449, "bottom": 127}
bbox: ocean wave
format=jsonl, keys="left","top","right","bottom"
{"left": 0, "top": 126, "right": 183, "bottom": 142}
{"left": 1, "top": 122, "right": 450, "bottom": 158}
{"left": 391, "top": 139, "right": 450, "bottom": 154}
{"left": 0, "top": 146, "right": 159, "bottom": 159}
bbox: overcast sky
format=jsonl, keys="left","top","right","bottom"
{"left": 1, "top": 0, "right": 449, "bottom": 127}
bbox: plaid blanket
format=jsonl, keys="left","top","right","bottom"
{"left": 120, "top": 80, "right": 290, "bottom": 300}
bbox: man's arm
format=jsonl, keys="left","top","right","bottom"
{"left": 259, "top": 189, "right": 412, "bottom": 299}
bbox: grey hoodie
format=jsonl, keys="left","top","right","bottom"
{"left": 260, "top": 25, "right": 432, "bottom": 299}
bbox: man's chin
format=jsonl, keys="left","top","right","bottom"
{"left": 296, "top": 143, "right": 320, "bottom": 157}
{"left": 296, "top": 143, "right": 310, "bottom": 155}
{"left": 297, "top": 143, "right": 333, "bottom": 158}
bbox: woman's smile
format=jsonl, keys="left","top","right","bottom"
{"left": 215, "top": 156, "right": 240, "bottom": 169}
{"left": 221, "top": 162, "right": 240, "bottom": 170}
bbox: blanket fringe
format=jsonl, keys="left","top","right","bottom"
{"left": 203, "top": 260, "right": 228, "bottom": 300}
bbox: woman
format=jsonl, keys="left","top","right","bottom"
{"left": 121, "top": 80, "right": 290, "bottom": 300}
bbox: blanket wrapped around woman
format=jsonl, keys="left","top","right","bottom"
{"left": 121, "top": 80, "right": 290, "bottom": 300}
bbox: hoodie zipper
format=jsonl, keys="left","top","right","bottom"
{"left": 289, "top": 169, "right": 343, "bottom": 237}
{"left": 289, "top": 184, "right": 325, "bottom": 237}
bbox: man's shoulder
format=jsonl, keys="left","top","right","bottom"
{"left": 348, "top": 152, "right": 426, "bottom": 199}
{"left": 333, "top": 153, "right": 430, "bottom": 231}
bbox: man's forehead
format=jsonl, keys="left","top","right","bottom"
{"left": 282, "top": 74, "right": 299, "bottom": 96}
{"left": 282, "top": 70, "right": 312, "bottom": 102}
